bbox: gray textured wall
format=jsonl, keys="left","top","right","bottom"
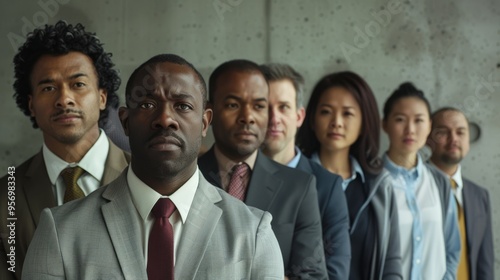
{"left": 1, "top": 0, "right": 499, "bottom": 274}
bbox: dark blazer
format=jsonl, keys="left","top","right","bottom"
{"left": 462, "top": 178, "right": 494, "bottom": 280}
{"left": 198, "top": 147, "right": 328, "bottom": 279}
{"left": 0, "top": 140, "right": 130, "bottom": 280}
{"left": 296, "top": 155, "right": 351, "bottom": 280}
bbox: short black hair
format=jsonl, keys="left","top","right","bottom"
{"left": 124, "top": 53, "right": 207, "bottom": 108}
{"left": 13, "top": 20, "right": 121, "bottom": 128}
{"left": 208, "top": 59, "right": 265, "bottom": 103}
{"left": 260, "top": 63, "right": 305, "bottom": 107}
{"left": 383, "top": 82, "right": 431, "bottom": 120}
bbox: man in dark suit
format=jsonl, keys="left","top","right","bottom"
{"left": 429, "top": 107, "right": 494, "bottom": 280}
{"left": 0, "top": 21, "right": 130, "bottom": 280}
{"left": 22, "top": 54, "right": 284, "bottom": 280}
{"left": 198, "top": 59, "right": 327, "bottom": 279}
{"left": 260, "top": 63, "right": 351, "bottom": 279}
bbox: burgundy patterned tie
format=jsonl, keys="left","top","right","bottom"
{"left": 147, "top": 198, "right": 176, "bottom": 280}
{"left": 227, "top": 163, "right": 249, "bottom": 201}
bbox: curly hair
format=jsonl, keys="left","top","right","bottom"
{"left": 13, "top": 20, "right": 121, "bottom": 128}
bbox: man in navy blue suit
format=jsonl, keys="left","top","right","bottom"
{"left": 261, "top": 63, "right": 351, "bottom": 280}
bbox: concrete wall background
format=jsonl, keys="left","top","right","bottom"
{"left": 1, "top": 0, "right": 499, "bottom": 274}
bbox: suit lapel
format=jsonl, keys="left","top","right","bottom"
{"left": 296, "top": 155, "right": 313, "bottom": 174}
{"left": 245, "top": 151, "right": 283, "bottom": 210}
{"left": 462, "top": 180, "right": 474, "bottom": 251}
{"left": 24, "top": 139, "right": 128, "bottom": 226}
{"left": 101, "top": 172, "right": 147, "bottom": 280}
{"left": 175, "top": 174, "right": 223, "bottom": 279}
{"left": 101, "top": 139, "right": 130, "bottom": 185}
{"left": 24, "top": 151, "right": 56, "bottom": 226}
{"left": 198, "top": 146, "right": 222, "bottom": 187}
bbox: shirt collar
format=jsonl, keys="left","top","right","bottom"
{"left": 286, "top": 146, "right": 302, "bottom": 168}
{"left": 213, "top": 145, "right": 257, "bottom": 173}
{"left": 127, "top": 164, "right": 199, "bottom": 224}
{"left": 43, "top": 129, "right": 109, "bottom": 184}
{"left": 383, "top": 153, "right": 423, "bottom": 181}
{"left": 451, "top": 164, "right": 463, "bottom": 190}
{"left": 350, "top": 156, "right": 365, "bottom": 183}
{"left": 310, "top": 152, "right": 321, "bottom": 166}
{"left": 310, "top": 152, "right": 365, "bottom": 186}
{"left": 427, "top": 161, "right": 464, "bottom": 190}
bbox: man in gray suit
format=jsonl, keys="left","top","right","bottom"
{"left": 23, "top": 54, "right": 284, "bottom": 279}
{"left": 429, "top": 107, "right": 494, "bottom": 280}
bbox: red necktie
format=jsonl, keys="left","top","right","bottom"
{"left": 147, "top": 198, "right": 176, "bottom": 280}
{"left": 227, "top": 163, "right": 249, "bottom": 201}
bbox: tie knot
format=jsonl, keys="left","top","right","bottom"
{"left": 450, "top": 179, "right": 457, "bottom": 190}
{"left": 61, "top": 166, "right": 85, "bottom": 186}
{"left": 152, "top": 198, "right": 176, "bottom": 219}
{"left": 231, "top": 163, "right": 249, "bottom": 178}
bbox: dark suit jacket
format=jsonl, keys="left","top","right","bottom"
{"left": 296, "top": 155, "right": 351, "bottom": 280}
{"left": 462, "top": 178, "right": 494, "bottom": 280}
{"left": 198, "top": 148, "right": 327, "bottom": 279}
{"left": 0, "top": 139, "right": 130, "bottom": 280}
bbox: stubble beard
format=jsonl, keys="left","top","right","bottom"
{"left": 440, "top": 152, "right": 463, "bottom": 166}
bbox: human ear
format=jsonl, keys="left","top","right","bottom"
{"left": 118, "top": 107, "right": 130, "bottom": 136}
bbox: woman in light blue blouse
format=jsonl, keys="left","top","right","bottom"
{"left": 382, "top": 82, "right": 460, "bottom": 280}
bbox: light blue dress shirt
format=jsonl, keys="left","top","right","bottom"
{"left": 383, "top": 154, "right": 460, "bottom": 280}
{"left": 310, "top": 152, "right": 365, "bottom": 191}
{"left": 286, "top": 147, "right": 302, "bottom": 168}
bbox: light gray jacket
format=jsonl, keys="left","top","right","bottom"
{"left": 22, "top": 171, "right": 284, "bottom": 279}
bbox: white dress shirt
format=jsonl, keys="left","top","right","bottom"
{"left": 43, "top": 129, "right": 110, "bottom": 205}
{"left": 428, "top": 162, "right": 464, "bottom": 206}
{"left": 127, "top": 164, "right": 199, "bottom": 265}
{"left": 450, "top": 165, "right": 464, "bottom": 206}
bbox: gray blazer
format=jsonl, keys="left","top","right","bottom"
{"left": 462, "top": 178, "right": 494, "bottom": 280}
{"left": 366, "top": 171, "right": 403, "bottom": 280}
{"left": 22, "top": 171, "right": 284, "bottom": 280}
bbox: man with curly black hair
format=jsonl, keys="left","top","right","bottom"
{"left": 0, "top": 20, "right": 130, "bottom": 280}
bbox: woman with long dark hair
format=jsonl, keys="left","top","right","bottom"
{"left": 297, "top": 71, "right": 402, "bottom": 280}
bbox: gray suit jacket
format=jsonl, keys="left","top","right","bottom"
{"left": 199, "top": 148, "right": 327, "bottom": 280}
{"left": 462, "top": 178, "right": 494, "bottom": 280}
{"left": 22, "top": 171, "right": 284, "bottom": 279}
{"left": 0, "top": 139, "right": 129, "bottom": 280}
